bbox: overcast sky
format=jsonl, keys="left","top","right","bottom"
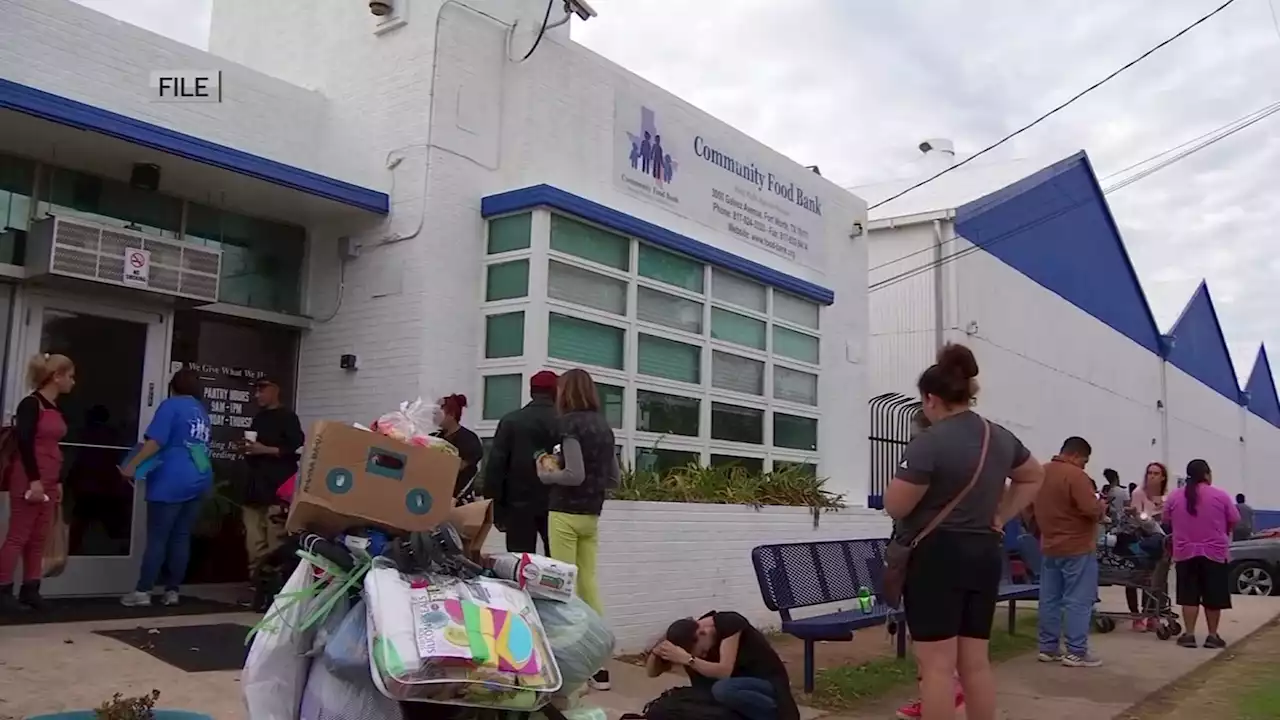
{"left": 75, "top": 0, "right": 1280, "bottom": 388}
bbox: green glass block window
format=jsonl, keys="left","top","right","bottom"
{"left": 486, "top": 259, "right": 529, "bottom": 301}
{"left": 484, "top": 312, "right": 524, "bottom": 358}
{"left": 710, "top": 455, "right": 764, "bottom": 474}
{"left": 636, "top": 390, "right": 700, "bottom": 436}
{"left": 637, "top": 287, "right": 702, "bottom": 334}
{"left": 774, "top": 326, "right": 820, "bottom": 364}
{"left": 636, "top": 447, "right": 700, "bottom": 474}
{"left": 483, "top": 374, "right": 522, "bottom": 420}
{"left": 487, "top": 213, "right": 532, "bottom": 254}
{"left": 711, "top": 269, "right": 766, "bottom": 312}
{"left": 548, "top": 261, "right": 627, "bottom": 316}
{"left": 774, "top": 366, "right": 818, "bottom": 406}
{"left": 598, "top": 383, "right": 624, "bottom": 429}
{"left": 639, "top": 244, "right": 703, "bottom": 292}
{"left": 711, "top": 351, "right": 763, "bottom": 395}
{"left": 774, "top": 291, "right": 819, "bottom": 329}
{"left": 550, "top": 215, "right": 630, "bottom": 270}
{"left": 774, "top": 413, "right": 818, "bottom": 451}
{"left": 711, "top": 308, "right": 766, "bottom": 350}
{"left": 711, "top": 403, "right": 764, "bottom": 444}
{"left": 638, "top": 334, "right": 701, "bottom": 384}
{"left": 548, "top": 313, "right": 625, "bottom": 369}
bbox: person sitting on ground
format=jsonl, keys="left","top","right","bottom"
{"left": 647, "top": 612, "right": 799, "bottom": 720}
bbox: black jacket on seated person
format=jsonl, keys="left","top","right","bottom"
{"left": 481, "top": 395, "right": 558, "bottom": 519}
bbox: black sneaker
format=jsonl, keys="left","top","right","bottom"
{"left": 1176, "top": 633, "right": 1198, "bottom": 648}
{"left": 0, "top": 585, "right": 25, "bottom": 613}
{"left": 1203, "top": 634, "right": 1227, "bottom": 649}
{"left": 589, "top": 669, "right": 611, "bottom": 691}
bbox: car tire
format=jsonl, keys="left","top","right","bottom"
{"left": 1228, "top": 560, "right": 1276, "bottom": 596}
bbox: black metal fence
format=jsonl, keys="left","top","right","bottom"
{"left": 868, "top": 392, "right": 921, "bottom": 509}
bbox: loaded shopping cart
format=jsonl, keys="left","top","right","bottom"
{"left": 1091, "top": 515, "right": 1181, "bottom": 640}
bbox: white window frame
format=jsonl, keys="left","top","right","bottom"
{"left": 478, "top": 208, "right": 826, "bottom": 472}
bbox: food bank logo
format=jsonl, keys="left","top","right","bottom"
{"left": 625, "top": 106, "right": 678, "bottom": 187}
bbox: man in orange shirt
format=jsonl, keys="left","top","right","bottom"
{"left": 1032, "top": 437, "right": 1106, "bottom": 668}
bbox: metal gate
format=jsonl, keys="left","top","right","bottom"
{"left": 868, "top": 392, "right": 921, "bottom": 509}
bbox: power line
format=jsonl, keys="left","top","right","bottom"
{"left": 865, "top": 96, "right": 1280, "bottom": 285}
{"left": 866, "top": 0, "right": 1240, "bottom": 213}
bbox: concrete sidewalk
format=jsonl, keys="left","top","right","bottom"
{"left": 0, "top": 587, "right": 1275, "bottom": 719}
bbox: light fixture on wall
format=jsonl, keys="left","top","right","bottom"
{"left": 369, "top": 0, "right": 393, "bottom": 16}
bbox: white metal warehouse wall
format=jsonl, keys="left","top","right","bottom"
{"left": 870, "top": 225, "right": 1279, "bottom": 500}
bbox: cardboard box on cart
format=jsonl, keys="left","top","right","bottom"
{"left": 286, "top": 421, "right": 461, "bottom": 536}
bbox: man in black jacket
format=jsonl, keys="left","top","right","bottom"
{"left": 240, "top": 377, "right": 304, "bottom": 587}
{"left": 483, "top": 370, "right": 559, "bottom": 553}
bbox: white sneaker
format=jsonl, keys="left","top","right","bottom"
{"left": 120, "top": 591, "right": 152, "bottom": 607}
{"left": 161, "top": 591, "right": 180, "bottom": 606}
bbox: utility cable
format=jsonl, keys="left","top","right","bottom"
{"left": 866, "top": 96, "right": 1280, "bottom": 286}
{"left": 866, "top": 0, "right": 1240, "bottom": 212}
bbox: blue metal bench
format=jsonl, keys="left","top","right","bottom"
{"left": 997, "top": 550, "right": 1039, "bottom": 635}
{"left": 751, "top": 538, "right": 906, "bottom": 693}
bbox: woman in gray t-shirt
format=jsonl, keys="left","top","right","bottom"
{"left": 883, "top": 343, "right": 1044, "bottom": 720}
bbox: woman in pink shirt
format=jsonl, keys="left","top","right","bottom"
{"left": 1163, "top": 459, "right": 1238, "bottom": 649}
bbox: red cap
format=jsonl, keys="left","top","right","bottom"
{"left": 530, "top": 370, "right": 558, "bottom": 393}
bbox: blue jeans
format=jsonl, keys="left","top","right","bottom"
{"left": 712, "top": 678, "right": 777, "bottom": 720}
{"left": 1038, "top": 553, "right": 1098, "bottom": 656}
{"left": 1016, "top": 532, "right": 1042, "bottom": 581}
{"left": 136, "top": 499, "right": 204, "bottom": 593}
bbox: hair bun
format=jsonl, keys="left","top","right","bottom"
{"left": 936, "top": 343, "right": 979, "bottom": 379}
{"left": 454, "top": 394, "right": 468, "bottom": 408}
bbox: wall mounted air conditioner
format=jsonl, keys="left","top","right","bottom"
{"left": 26, "top": 216, "right": 222, "bottom": 303}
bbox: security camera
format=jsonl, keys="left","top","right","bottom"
{"left": 370, "top": 0, "right": 392, "bottom": 16}
{"left": 564, "top": 0, "right": 597, "bottom": 20}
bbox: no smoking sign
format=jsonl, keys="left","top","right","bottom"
{"left": 123, "top": 247, "right": 151, "bottom": 288}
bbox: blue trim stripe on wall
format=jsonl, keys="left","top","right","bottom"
{"left": 1165, "top": 281, "right": 1243, "bottom": 405}
{"left": 481, "top": 184, "right": 836, "bottom": 305}
{"left": 0, "top": 78, "right": 389, "bottom": 214}
{"left": 1245, "top": 346, "right": 1280, "bottom": 428}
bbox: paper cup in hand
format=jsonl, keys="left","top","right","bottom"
{"left": 244, "top": 431, "right": 258, "bottom": 443}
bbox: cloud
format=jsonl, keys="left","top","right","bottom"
{"left": 73, "top": 0, "right": 1280, "bottom": 387}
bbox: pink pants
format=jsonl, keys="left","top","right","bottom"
{"left": 0, "top": 488, "right": 54, "bottom": 583}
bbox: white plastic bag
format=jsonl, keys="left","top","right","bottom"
{"left": 534, "top": 594, "right": 615, "bottom": 695}
{"left": 301, "top": 654, "right": 403, "bottom": 720}
{"left": 243, "top": 560, "right": 320, "bottom": 720}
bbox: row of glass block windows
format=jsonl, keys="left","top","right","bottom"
{"left": 477, "top": 373, "right": 818, "bottom": 451}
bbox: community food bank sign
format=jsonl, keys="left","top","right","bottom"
{"left": 613, "top": 91, "right": 826, "bottom": 269}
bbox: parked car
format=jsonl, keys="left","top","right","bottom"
{"left": 1228, "top": 533, "right": 1280, "bottom": 596}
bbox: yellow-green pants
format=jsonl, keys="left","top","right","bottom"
{"left": 548, "top": 511, "right": 602, "bottom": 616}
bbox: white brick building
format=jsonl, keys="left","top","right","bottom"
{"left": 0, "top": 0, "right": 882, "bottom": 631}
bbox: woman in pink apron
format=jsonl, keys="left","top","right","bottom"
{"left": 0, "top": 353, "right": 75, "bottom": 612}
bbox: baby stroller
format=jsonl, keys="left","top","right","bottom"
{"left": 1092, "top": 514, "right": 1181, "bottom": 640}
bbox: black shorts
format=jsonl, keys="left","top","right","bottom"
{"left": 902, "top": 530, "right": 1002, "bottom": 642}
{"left": 1175, "top": 557, "right": 1232, "bottom": 610}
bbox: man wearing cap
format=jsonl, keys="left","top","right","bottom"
{"left": 239, "top": 376, "right": 305, "bottom": 591}
{"left": 483, "top": 370, "right": 560, "bottom": 553}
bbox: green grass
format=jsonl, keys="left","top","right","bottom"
{"left": 808, "top": 611, "right": 1040, "bottom": 711}
{"left": 1236, "top": 664, "right": 1280, "bottom": 720}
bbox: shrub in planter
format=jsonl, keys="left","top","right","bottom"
{"left": 609, "top": 462, "right": 845, "bottom": 525}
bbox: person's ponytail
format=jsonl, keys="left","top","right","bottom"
{"left": 1185, "top": 458, "right": 1211, "bottom": 516}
